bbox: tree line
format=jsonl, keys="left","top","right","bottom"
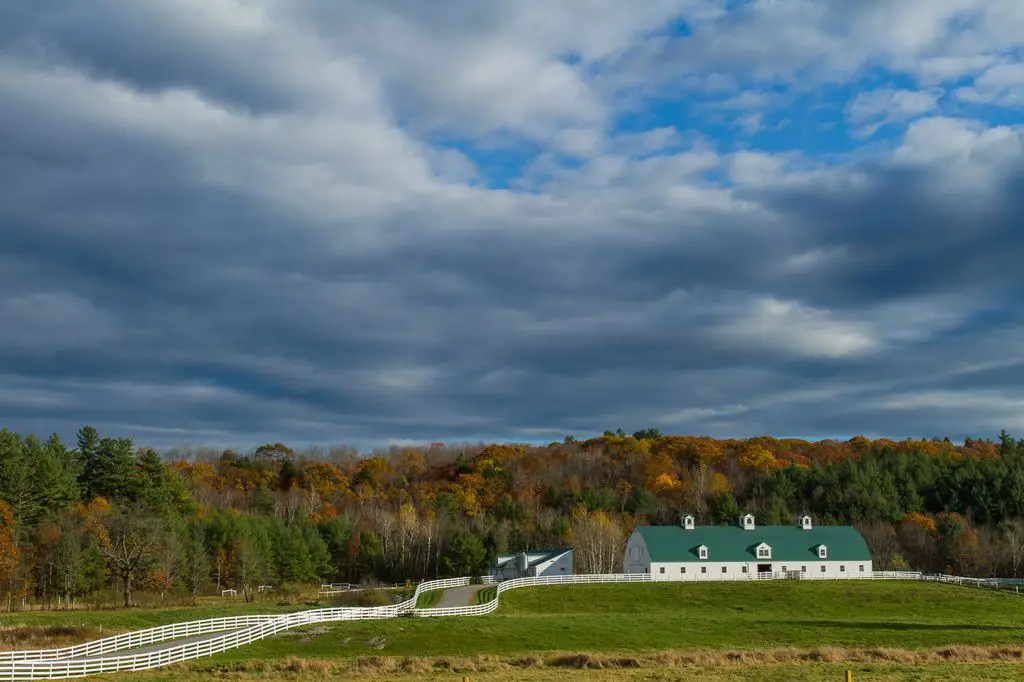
{"left": 2, "top": 426, "right": 1024, "bottom": 610}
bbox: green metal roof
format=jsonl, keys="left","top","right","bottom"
{"left": 635, "top": 524, "right": 871, "bottom": 563}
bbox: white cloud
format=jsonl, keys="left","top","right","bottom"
{"left": 955, "top": 62, "right": 1024, "bottom": 106}
{"left": 847, "top": 88, "right": 943, "bottom": 137}
{"left": 893, "top": 117, "right": 1023, "bottom": 173}
{"left": 736, "top": 113, "right": 763, "bottom": 135}
{"left": 619, "top": 0, "right": 1024, "bottom": 92}
{"left": 715, "top": 298, "right": 877, "bottom": 359}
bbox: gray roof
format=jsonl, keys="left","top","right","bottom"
{"left": 495, "top": 548, "right": 571, "bottom": 568}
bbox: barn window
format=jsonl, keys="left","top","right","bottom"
{"left": 757, "top": 545, "right": 771, "bottom": 559}
{"left": 721, "top": 566, "right": 727, "bottom": 574}
{"left": 820, "top": 565, "right": 826, "bottom": 573}
{"left": 680, "top": 567, "right": 686, "bottom": 574}
{"left": 818, "top": 545, "right": 828, "bottom": 559}
{"left": 781, "top": 566, "right": 787, "bottom": 571}
{"left": 840, "top": 565, "right": 846, "bottom": 573}
{"left": 701, "top": 566, "right": 707, "bottom": 574}
{"left": 698, "top": 546, "right": 708, "bottom": 560}
{"left": 741, "top": 566, "right": 748, "bottom": 573}
{"left": 659, "top": 567, "right": 665, "bottom": 574}
{"left": 801, "top": 566, "right": 806, "bottom": 572}
{"left": 859, "top": 565, "right": 865, "bottom": 572}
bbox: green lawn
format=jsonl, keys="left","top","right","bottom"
{"left": 4, "top": 581, "right": 1024, "bottom": 679}
{"left": 415, "top": 590, "right": 442, "bottom": 608}
{"left": 194, "top": 581, "right": 1024, "bottom": 662}
{"left": 476, "top": 586, "right": 497, "bottom": 605}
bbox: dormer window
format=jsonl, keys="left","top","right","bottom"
{"left": 741, "top": 514, "right": 755, "bottom": 530}
{"left": 683, "top": 514, "right": 695, "bottom": 530}
{"left": 818, "top": 545, "right": 828, "bottom": 559}
{"left": 697, "top": 545, "right": 708, "bottom": 560}
{"left": 800, "top": 515, "right": 812, "bottom": 530}
{"left": 755, "top": 543, "right": 771, "bottom": 560}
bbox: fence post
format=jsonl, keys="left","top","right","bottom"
{"left": 846, "top": 671, "right": 853, "bottom": 682}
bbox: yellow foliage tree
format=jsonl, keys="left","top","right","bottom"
{"left": 708, "top": 471, "right": 732, "bottom": 496}
{"left": 738, "top": 443, "right": 778, "bottom": 472}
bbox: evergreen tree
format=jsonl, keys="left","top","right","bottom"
{"left": 32, "top": 434, "right": 79, "bottom": 521}
{"left": 75, "top": 426, "right": 102, "bottom": 500}
{"left": 0, "top": 429, "right": 35, "bottom": 529}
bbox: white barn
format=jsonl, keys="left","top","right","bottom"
{"left": 624, "top": 514, "right": 873, "bottom": 580}
{"left": 492, "top": 548, "right": 573, "bottom": 580}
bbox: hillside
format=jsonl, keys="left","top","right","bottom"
{"left": 3, "top": 426, "right": 1024, "bottom": 611}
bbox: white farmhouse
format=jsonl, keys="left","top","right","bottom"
{"left": 624, "top": 513, "right": 873, "bottom": 580}
{"left": 492, "top": 548, "right": 573, "bottom": 580}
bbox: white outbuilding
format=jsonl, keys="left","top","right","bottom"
{"left": 492, "top": 548, "right": 573, "bottom": 580}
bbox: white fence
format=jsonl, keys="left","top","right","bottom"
{"left": 317, "top": 582, "right": 410, "bottom": 596}
{"left": 412, "top": 572, "right": 652, "bottom": 618}
{"left": 0, "top": 569, "right": 1010, "bottom": 679}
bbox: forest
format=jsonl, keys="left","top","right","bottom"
{"left": 2, "top": 425, "right": 1024, "bottom": 611}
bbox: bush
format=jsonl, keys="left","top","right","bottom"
{"left": 355, "top": 589, "right": 393, "bottom": 607}
{"left": 327, "top": 588, "right": 394, "bottom": 607}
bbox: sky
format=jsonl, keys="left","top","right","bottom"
{"left": 1, "top": 0, "right": 1023, "bottom": 451}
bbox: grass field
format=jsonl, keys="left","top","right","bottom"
{"left": 3, "top": 582, "right": 1024, "bottom": 679}
{"left": 476, "top": 586, "right": 497, "bottom": 605}
{"left": 195, "top": 581, "right": 1024, "bottom": 662}
{"left": 416, "top": 590, "right": 442, "bottom": 608}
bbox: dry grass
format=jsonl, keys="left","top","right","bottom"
{"left": 148, "top": 644, "right": 1024, "bottom": 679}
{"left": 0, "top": 626, "right": 100, "bottom": 650}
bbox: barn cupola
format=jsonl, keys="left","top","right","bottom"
{"left": 798, "top": 514, "right": 812, "bottom": 530}
{"left": 740, "top": 513, "right": 755, "bottom": 530}
{"left": 681, "top": 513, "right": 695, "bottom": 530}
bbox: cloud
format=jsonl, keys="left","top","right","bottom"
{"left": 619, "top": 0, "right": 1024, "bottom": 86}
{"left": 715, "top": 298, "right": 877, "bottom": 359}
{"left": 955, "top": 62, "right": 1024, "bottom": 106}
{"left": 846, "top": 87, "right": 943, "bottom": 137}
{"left": 0, "top": 1, "right": 1022, "bottom": 449}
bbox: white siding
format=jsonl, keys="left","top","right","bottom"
{"left": 624, "top": 530, "right": 650, "bottom": 574}
{"left": 532, "top": 551, "right": 574, "bottom": 577}
{"left": 645, "top": 560, "right": 874, "bottom": 581}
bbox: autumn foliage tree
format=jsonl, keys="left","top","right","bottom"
{"left": 0, "top": 500, "right": 19, "bottom": 609}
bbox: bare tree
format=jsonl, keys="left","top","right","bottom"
{"left": 857, "top": 521, "right": 900, "bottom": 570}
{"left": 571, "top": 509, "right": 625, "bottom": 574}
{"left": 1001, "top": 519, "right": 1024, "bottom": 577}
{"left": 94, "top": 510, "right": 160, "bottom": 608}
{"left": 154, "top": 529, "right": 183, "bottom": 602}
{"left": 181, "top": 524, "right": 209, "bottom": 605}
